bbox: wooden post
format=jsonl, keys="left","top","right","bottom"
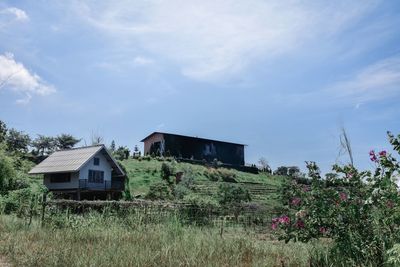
{"left": 41, "top": 193, "right": 47, "bottom": 227}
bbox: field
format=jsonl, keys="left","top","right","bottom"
{"left": 0, "top": 213, "right": 328, "bottom": 267}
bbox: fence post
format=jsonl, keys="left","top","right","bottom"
{"left": 41, "top": 193, "right": 47, "bottom": 227}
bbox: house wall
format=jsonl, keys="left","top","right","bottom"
{"left": 143, "top": 133, "right": 165, "bottom": 155}
{"left": 44, "top": 172, "right": 79, "bottom": 190}
{"left": 79, "top": 152, "right": 112, "bottom": 181}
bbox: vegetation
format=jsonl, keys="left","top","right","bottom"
{"left": 275, "top": 132, "right": 400, "bottom": 266}
{"left": 0, "top": 213, "right": 323, "bottom": 267}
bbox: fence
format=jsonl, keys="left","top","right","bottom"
{"left": 44, "top": 199, "right": 280, "bottom": 230}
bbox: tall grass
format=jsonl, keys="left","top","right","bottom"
{"left": 0, "top": 213, "right": 320, "bottom": 267}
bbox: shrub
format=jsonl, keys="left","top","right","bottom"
{"left": 145, "top": 181, "right": 173, "bottom": 200}
{"left": 161, "top": 163, "right": 174, "bottom": 184}
{"left": 274, "top": 132, "right": 400, "bottom": 266}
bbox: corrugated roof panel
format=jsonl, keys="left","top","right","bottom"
{"left": 28, "top": 145, "right": 103, "bottom": 174}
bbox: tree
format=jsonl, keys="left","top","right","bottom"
{"left": 114, "top": 146, "right": 130, "bottom": 160}
{"left": 0, "top": 120, "right": 7, "bottom": 143}
{"left": 274, "top": 166, "right": 288, "bottom": 176}
{"left": 288, "top": 166, "right": 300, "bottom": 177}
{"left": 6, "top": 128, "right": 31, "bottom": 153}
{"left": 109, "top": 140, "right": 116, "bottom": 152}
{"left": 258, "top": 157, "right": 271, "bottom": 173}
{"left": 31, "top": 135, "right": 56, "bottom": 156}
{"left": 56, "top": 134, "right": 80, "bottom": 150}
{"left": 0, "top": 150, "right": 16, "bottom": 194}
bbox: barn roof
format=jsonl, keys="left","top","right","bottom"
{"left": 141, "top": 132, "right": 246, "bottom": 146}
{"left": 28, "top": 145, "right": 125, "bottom": 176}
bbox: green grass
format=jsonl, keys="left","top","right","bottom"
{"left": 0, "top": 214, "right": 324, "bottom": 267}
{"left": 121, "top": 158, "right": 287, "bottom": 204}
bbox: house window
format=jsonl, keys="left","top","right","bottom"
{"left": 94, "top": 157, "right": 100, "bottom": 166}
{"left": 50, "top": 173, "right": 70, "bottom": 183}
{"left": 88, "top": 170, "right": 104, "bottom": 183}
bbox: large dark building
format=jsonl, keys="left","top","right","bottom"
{"left": 141, "top": 132, "right": 245, "bottom": 166}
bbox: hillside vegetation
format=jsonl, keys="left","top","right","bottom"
{"left": 121, "top": 157, "right": 287, "bottom": 210}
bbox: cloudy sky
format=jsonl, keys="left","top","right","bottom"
{"left": 0, "top": 0, "right": 399, "bottom": 173}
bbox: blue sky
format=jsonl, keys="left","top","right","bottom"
{"left": 0, "top": 0, "right": 399, "bottom": 173}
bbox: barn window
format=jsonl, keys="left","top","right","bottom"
{"left": 50, "top": 173, "right": 70, "bottom": 183}
{"left": 93, "top": 157, "right": 100, "bottom": 166}
{"left": 88, "top": 170, "right": 104, "bottom": 183}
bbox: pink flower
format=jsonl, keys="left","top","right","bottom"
{"left": 291, "top": 197, "right": 301, "bottom": 206}
{"left": 271, "top": 223, "right": 278, "bottom": 230}
{"left": 379, "top": 151, "right": 387, "bottom": 157}
{"left": 339, "top": 192, "right": 347, "bottom": 201}
{"left": 369, "top": 150, "right": 378, "bottom": 162}
{"left": 319, "top": 227, "right": 327, "bottom": 234}
{"left": 295, "top": 219, "right": 305, "bottom": 229}
{"left": 272, "top": 217, "right": 279, "bottom": 223}
{"left": 278, "top": 215, "right": 290, "bottom": 224}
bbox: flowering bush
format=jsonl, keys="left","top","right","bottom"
{"left": 274, "top": 132, "right": 400, "bottom": 265}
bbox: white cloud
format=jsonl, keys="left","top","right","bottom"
{"left": 329, "top": 56, "right": 400, "bottom": 103}
{"left": 133, "top": 56, "right": 153, "bottom": 66}
{"left": 74, "top": 0, "right": 377, "bottom": 81}
{"left": 0, "top": 52, "right": 56, "bottom": 104}
{"left": 0, "top": 7, "right": 29, "bottom": 22}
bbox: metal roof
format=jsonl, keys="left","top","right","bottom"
{"left": 28, "top": 145, "right": 125, "bottom": 176}
{"left": 140, "top": 132, "right": 247, "bottom": 146}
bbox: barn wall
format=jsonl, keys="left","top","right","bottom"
{"left": 163, "top": 135, "right": 245, "bottom": 165}
{"left": 143, "top": 133, "right": 165, "bottom": 155}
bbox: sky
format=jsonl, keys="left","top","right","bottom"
{"left": 0, "top": 0, "right": 399, "bottom": 174}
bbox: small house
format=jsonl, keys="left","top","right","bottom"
{"left": 28, "top": 145, "right": 126, "bottom": 200}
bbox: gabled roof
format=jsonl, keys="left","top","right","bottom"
{"left": 28, "top": 145, "right": 125, "bottom": 176}
{"left": 141, "top": 131, "right": 246, "bottom": 146}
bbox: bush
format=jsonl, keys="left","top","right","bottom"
{"left": 161, "top": 163, "right": 174, "bottom": 184}
{"left": 217, "top": 184, "right": 251, "bottom": 206}
{"left": 204, "top": 168, "right": 237, "bottom": 182}
{"left": 145, "top": 181, "right": 173, "bottom": 200}
{"left": 274, "top": 132, "right": 400, "bottom": 266}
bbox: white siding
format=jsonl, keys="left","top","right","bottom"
{"left": 79, "top": 152, "right": 112, "bottom": 181}
{"left": 44, "top": 172, "right": 79, "bottom": 190}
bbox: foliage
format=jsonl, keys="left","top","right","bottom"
{"left": 56, "top": 133, "right": 80, "bottom": 149}
{"left": 0, "top": 150, "right": 16, "bottom": 195}
{"left": 160, "top": 162, "right": 174, "bottom": 184}
{"left": 275, "top": 132, "right": 400, "bottom": 266}
{"left": 31, "top": 134, "right": 56, "bottom": 156}
{"left": 217, "top": 183, "right": 251, "bottom": 205}
{"left": 109, "top": 140, "right": 116, "bottom": 152}
{"left": 0, "top": 120, "right": 6, "bottom": 143}
{"left": 204, "top": 168, "right": 237, "bottom": 182}
{"left": 274, "top": 166, "right": 288, "bottom": 176}
{"left": 6, "top": 128, "right": 31, "bottom": 154}
{"left": 114, "top": 146, "right": 130, "bottom": 160}
{"left": 146, "top": 181, "right": 173, "bottom": 200}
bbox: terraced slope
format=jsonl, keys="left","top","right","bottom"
{"left": 121, "top": 158, "right": 287, "bottom": 209}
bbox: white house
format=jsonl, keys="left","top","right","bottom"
{"left": 29, "top": 145, "right": 126, "bottom": 200}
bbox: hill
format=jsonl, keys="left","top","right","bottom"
{"left": 120, "top": 157, "right": 287, "bottom": 210}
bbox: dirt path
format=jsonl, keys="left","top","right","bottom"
{"left": 0, "top": 255, "right": 11, "bottom": 267}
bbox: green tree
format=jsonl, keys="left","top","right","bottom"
{"left": 0, "top": 120, "right": 7, "bottom": 143}
{"left": 110, "top": 140, "right": 116, "bottom": 152}
{"left": 6, "top": 128, "right": 31, "bottom": 153}
{"left": 114, "top": 146, "right": 130, "bottom": 160}
{"left": 31, "top": 135, "right": 56, "bottom": 156}
{"left": 56, "top": 134, "right": 80, "bottom": 150}
{"left": 0, "top": 150, "right": 16, "bottom": 194}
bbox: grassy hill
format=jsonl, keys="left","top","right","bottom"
{"left": 120, "top": 157, "right": 287, "bottom": 210}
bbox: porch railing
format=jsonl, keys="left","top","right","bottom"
{"left": 79, "top": 179, "right": 124, "bottom": 191}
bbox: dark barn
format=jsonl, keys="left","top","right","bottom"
{"left": 141, "top": 132, "right": 245, "bottom": 166}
